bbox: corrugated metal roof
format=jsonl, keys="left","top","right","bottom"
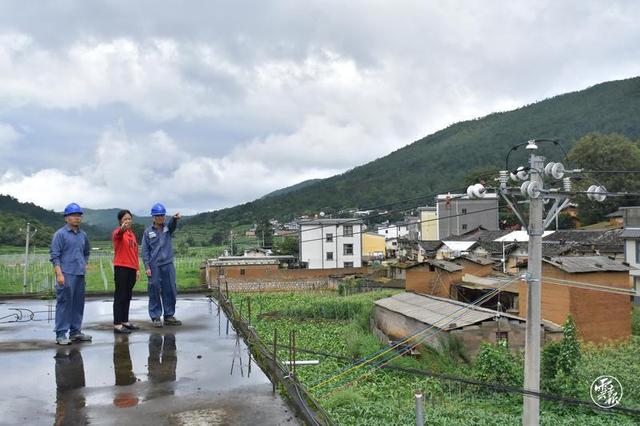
{"left": 494, "top": 230, "right": 555, "bottom": 242}
{"left": 543, "top": 256, "right": 631, "bottom": 273}
{"left": 374, "top": 292, "right": 522, "bottom": 330}
{"left": 442, "top": 241, "right": 477, "bottom": 252}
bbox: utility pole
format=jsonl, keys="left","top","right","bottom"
{"left": 23, "top": 222, "right": 30, "bottom": 295}
{"left": 230, "top": 230, "right": 234, "bottom": 256}
{"left": 465, "top": 139, "right": 608, "bottom": 426}
{"left": 523, "top": 154, "right": 544, "bottom": 426}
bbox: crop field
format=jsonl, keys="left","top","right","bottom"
{"left": 0, "top": 251, "right": 204, "bottom": 295}
{"left": 229, "top": 291, "right": 640, "bottom": 426}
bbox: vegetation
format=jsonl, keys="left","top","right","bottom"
{"left": 184, "top": 77, "right": 640, "bottom": 232}
{"left": 229, "top": 290, "right": 640, "bottom": 425}
{"left": 0, "top": 195, "right": 109, "bottom": 241}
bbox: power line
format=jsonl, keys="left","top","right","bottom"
{"left": 310, "top": 276, "right": 519, "bottom": 391}
{"left": 288, "top": 343, "right": 640, "bottom": 418}
{"left": 316, "top": 277, "right": 520, "bottom": 393}
{"left": 295, "top": 189, "right": 468, "bottom": 236}
{"left": 299, "top": 204, "right": 507, "bottom": 245}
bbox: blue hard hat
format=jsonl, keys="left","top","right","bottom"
{"left": 150, "top": 203, "right": 167, "bottom": 216}
{"left": 63, "top": 202, "right": 83, "bottom": 216}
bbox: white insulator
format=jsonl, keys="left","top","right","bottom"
{"left": 587, "top": 185, "right": 607, "bottom": 202}
{"left": 520, "top": 181, "right": 531, "bottom": 197}
{"left": 467, "top": 183, "right": 486, "bottom": 199}
{"left": 562, "top": 177, "right": 571, "bottom": 192}
{"left": 527, "top": 181, "right": 542, "bottom": 198}
{"left": 551, "top": 163, "right": 565, "bottom": 179}
{"left": 499, "top": 170, "right": 509, "bottom": 186}
{"left": 515, "top": 166, "right": 529, "bottom": 181}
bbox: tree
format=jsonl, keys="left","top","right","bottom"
{"left": 209, "top": 230, "right": 225, "bottom": 246}
{"left": 463, "top": 165, "right": 500, "bottom": 187}
{"left": 541, "top": 316, "right": 581, "bottom": 397}
{"left": 255, "top": 218, "right": 274, "bottom": 248}
{"left": 568, "top": 133, "right": 640, "bottom": 224}
{"left": 274, "top": 236, "right": 299, "bottom": 256}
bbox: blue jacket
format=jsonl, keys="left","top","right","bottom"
{"left": 142, "top": 217, "right": 177, "bottom": 269}
{"left": 50, "top": 224, "right": 91, "bottom": 275}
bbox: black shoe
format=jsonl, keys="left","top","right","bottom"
{"left": 152, "top": 318, "right": 163, "bottom": 328}
{"left": 164, "top": 316, "right": 182, "bottom": 326}
{"left": 114, "top": 326, "right": 131, "bottom": 334}
{"left": 122, "top": 323, "right": 140, "bottom": 330}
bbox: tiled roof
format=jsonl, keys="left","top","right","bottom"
{"left": 543, "top": 256, "right": 631, "bottom": 273}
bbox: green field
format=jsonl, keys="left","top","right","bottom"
{"left": 229, "top": 291, "right": 640, "bottom": 426}
{"left": 0, "top": 244, "right": 205, "bottom": 295}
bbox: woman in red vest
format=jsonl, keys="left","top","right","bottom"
{"left": 112, "top": 210, "right": 140, "bottom": 333}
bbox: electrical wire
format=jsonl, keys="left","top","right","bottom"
{"left": 310, "top": 276, "right": 520, "bottom": 391}
{"left": 295, "top": 189, "right": 468, "bottom": 236}
{"left": 540, "top": 276, "right": 635, "bottom": 296}
{"left": 299, "top": 204, "right": 506, "bottom": 245}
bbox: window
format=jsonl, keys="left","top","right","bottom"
{"left": 343, "top": 244, "right": 354, "bottom": 255}
{"left": 461, "top": 224, "right": 468, "bottom": 230}
{"left": 636, "top": 240, "right": 640, "bottom": 264}
{"left": 326, "top": 252, "right": 334, "bottom": 260}
{"left": 240, "top": 268, "right": 246, "bottom": 276}
{"left": 344, "top": 262, "right": 354, "bottom": 268}
{"left": 343, "top": 225, "right": 353, "bottom": 237}
{"left": 496, "top": 331, "right": 509, "bottom": 346}
{"left": 461, "top": 208, "right": 467, "bottom": 214}
{"left": 326, "top": 233, "right": 333, "bottom": 242}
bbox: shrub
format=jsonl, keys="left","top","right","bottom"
{"left": 473, "top": 342, "right": 522, "bottom": 386}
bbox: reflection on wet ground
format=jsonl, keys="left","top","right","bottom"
{"left": 0, "top": 296, "right": 298, "bottom": 425}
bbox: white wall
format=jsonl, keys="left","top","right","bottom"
{"left": 300, "top": 223, "right": 362, "bottom": 269}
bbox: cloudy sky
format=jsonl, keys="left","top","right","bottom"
{"left": 0, "top": 1, "right": 639, "bottom": 215}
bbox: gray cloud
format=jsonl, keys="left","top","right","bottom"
{"left": 0, "top": 1, "right": 639, "bottom": 213}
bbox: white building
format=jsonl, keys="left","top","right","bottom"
{"left": 620, "top": 207, "right": 640, "bottom": 303}
{"left": 377, "top": 222, "right": 409, "bottom": 239}
{"left": 298, "top": 219, "right": 363, "bottom": 269}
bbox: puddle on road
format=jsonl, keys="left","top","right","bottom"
{"left": 0, "top": 296, "right": 295, "bottom": 425}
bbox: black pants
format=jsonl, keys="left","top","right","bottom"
{"left": 113, "top": 266, "right": 137, "bottom": 324}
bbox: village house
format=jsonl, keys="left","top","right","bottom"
{"left": 436, "top": 193, "right": 500, "bottom": 239}
{"left": 298, "top": 218, "right": 363, "bottom": 269}
{"left": 405, "top": 259, "right": 464, "bottom": 298}
{"left": 518, "top": 256, "right": 634, "bottom": 344}
{"left": 362, "top": 232, "right": 386, "bottom": 261}
{"left": 620, "top": 206, "right": 640, "bottom": 303}
{"left": 372, "top": 292, "right": 562, "bottom": 358}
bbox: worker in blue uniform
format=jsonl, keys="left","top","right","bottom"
{"left": 142, "top": 203, "right": 182, "bottom": 327}
{"left": 50, "top": 203, "right": 92, "bottom": 345}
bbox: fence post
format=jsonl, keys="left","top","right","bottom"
{"left": 415, "top": 390, "right": 424, "bottom": 425}
{"left": 272, "top": 329, "right": 278, "bottom": 394}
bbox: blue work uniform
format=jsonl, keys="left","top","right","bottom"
{"left": 142, "top": 217, "right": 178, "bottom": 320}
{"left": 50, "top": 224, "right": 91, "bottom": 339}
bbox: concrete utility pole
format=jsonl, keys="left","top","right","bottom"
{"left": 23, "top": 222, "right": 30, "bottom": 295}
{"left": 523, "top": 154, "right": 544, "bottom": 426}
{"left": 466, "top": 138, "right": 603, "bottom": 426}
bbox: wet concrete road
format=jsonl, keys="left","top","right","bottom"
{"left": 0, "top": 296, "right": 299, "bottom": 425}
